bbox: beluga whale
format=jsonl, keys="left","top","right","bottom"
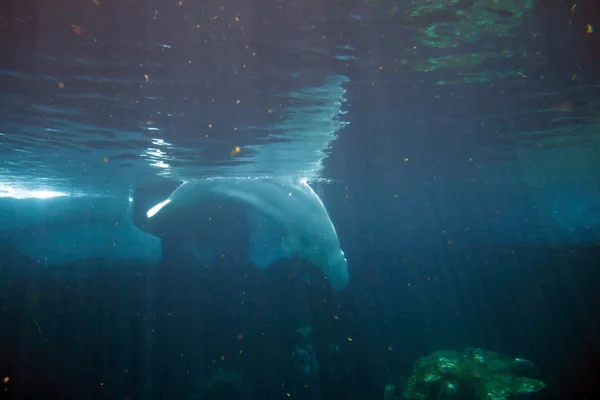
{"left": 143, "top": 177, "right": 349, "bottom": 290}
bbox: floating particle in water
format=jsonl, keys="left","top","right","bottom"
{"left": 71, "top": 24, "right": 83, "bottom": 35}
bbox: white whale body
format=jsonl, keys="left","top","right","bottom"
{"left": 145, "top": 178, "right": 349, "bottom": 290}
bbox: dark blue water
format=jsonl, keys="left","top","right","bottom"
{"left": 1, "top": 0, "right": 599, "bottom": 399}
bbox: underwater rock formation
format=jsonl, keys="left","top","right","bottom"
{"left": 385, "top": 348, "right": 545, "bottom": 400}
